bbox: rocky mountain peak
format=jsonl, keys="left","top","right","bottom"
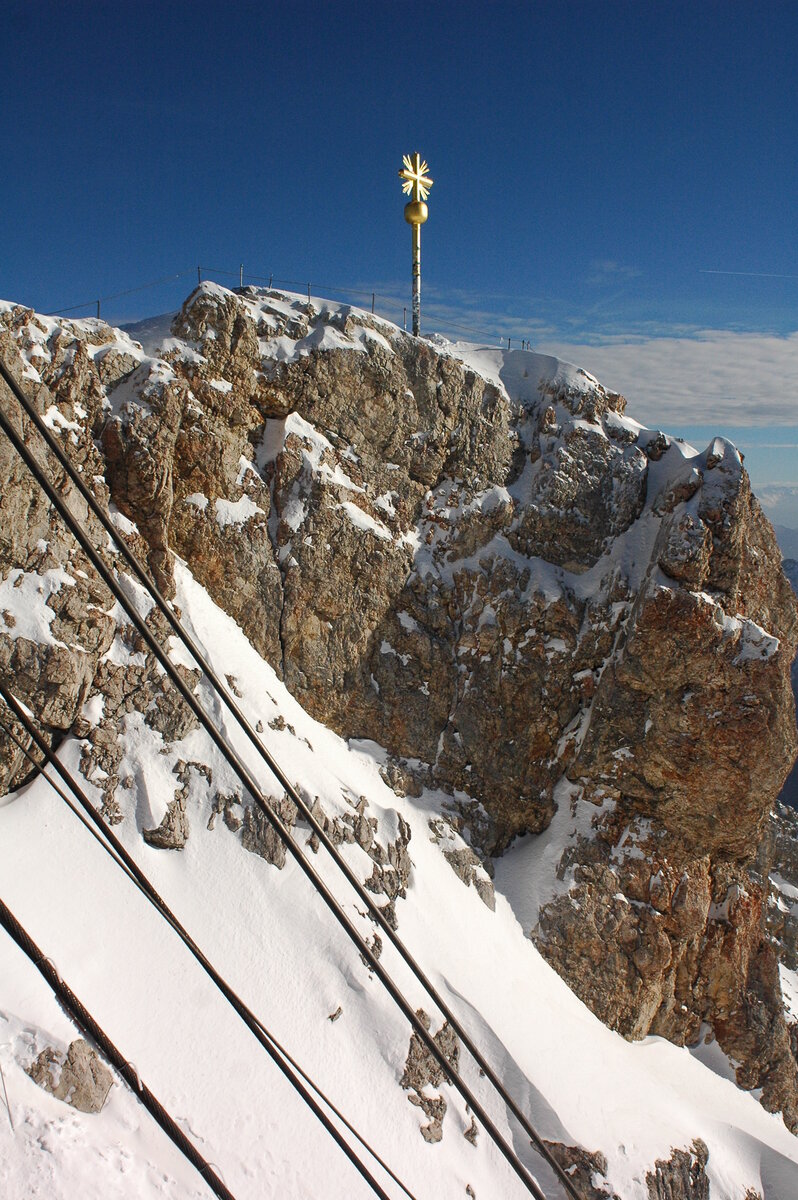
{"left": 2, "top": 283, "right": 798, "bottom": 1147}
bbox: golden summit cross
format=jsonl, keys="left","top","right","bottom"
{"left": 398, "top": 153, "right": 433, "bottom": 336}
{"left": 399, "top": 153, "right": 433, "bottom": 202}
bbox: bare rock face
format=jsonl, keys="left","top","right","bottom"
{"left": 128, "top": 287, "right": 646, "bottom": 850}
{"left": 3, "top": 284, "right": 798, "bottom": 1134}
{"left": 0, "top": 697, "right": 44, "bottom": 794}
{"left": 27, "top": 1038, "right": 113, "bottom": 1114}
{"left": 533, "top": 440, "right": 798, "bottom": 1128}
{"left": 0, "top": 308, "right": 123, "bottom": 792}
{"left": 0, "top": 304, "right": 205, "bottom": 822}
{"left": 543, "top": 1142, "right": 620, "bottom": 1200}
{"left": 573, "top": 446, "right": 796, "bottom": 856}
{"left": 143, "top": 791, "right": 191, "bottom": 850}
{"left": 511, "top": 395, "right": 647, "bottom": 571}
{"left": 400, "top": 1008, "right": 459, "bottom": 1143}
{"left": 241, "top": 792, "right": 298, "bottom": 868}
{"left": 778, "top": 558, "right": 798, "bottom": 806}
{"left": 538, "top": 804, "right": 798, "bottom": 1128}
{"left": 645, "top": 1140, "right": 710, "bottom": 1200}
{"left": 768, "top": 802, "right": 798, "bottom": 972}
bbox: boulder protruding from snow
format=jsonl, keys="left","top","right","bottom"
{"left": 26, "top": 1038, "right": 113, "bottom": 1114}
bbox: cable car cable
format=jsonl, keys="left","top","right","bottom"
{"left": 0, "top": 360, "right": 582, "bottom": 1200}
{"left": 0, "top": 895, "right": 239, "bottom": 1200}
{"left": 3, "top": 357, "right": 587, "bottom": 1200}
{"left": 0, "top": 701, "right": 414, "bottom": 1200}
{"left": 0, "top": 358, "right": 578, "bottom": 1200}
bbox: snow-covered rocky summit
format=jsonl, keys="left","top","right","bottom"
{"left": 1, "top": 285, "right": 798, "bottom": 1198}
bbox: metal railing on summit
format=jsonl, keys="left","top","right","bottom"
{"left": 0, "top": 355, "right": 584, "bottom": 1200}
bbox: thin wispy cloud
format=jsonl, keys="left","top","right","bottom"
{"left": 757, "top": 484, "right": 798, "bottom": 501}
{"left": 538, "top": 329, "right": 798, "bottom": 427}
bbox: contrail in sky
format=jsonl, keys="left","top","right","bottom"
{"left": 700, "top": 269, "right": 798, "bottom": 279}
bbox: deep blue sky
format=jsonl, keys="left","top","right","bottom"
{"left": 3, "top": 1, "right": 798, "bottom": 520}
{"left": 3, "top": 0, "right": 797, "bottom": 333}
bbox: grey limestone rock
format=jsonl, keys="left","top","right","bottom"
{"left": 27, "top": 1038, "right": 113, "bottom": 1114}
{"left": 543, "top": 1142, "right": 620, "bottom": 1199}
{"left": 143, "top": 794, "right": 190, "bottom": 850}
{"left": 442, "top": 846, "right": 496, "bottom": 911}
{"left": 400, "top": 1008, "right": 460, "bottom": 1143}
{"left": 645, "top": 1140, "right": 709, "bottom": 1200}
{"left": 241, "top": 792, "right": 298, "bottom": 868}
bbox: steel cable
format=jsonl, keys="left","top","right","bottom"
{"left": 0, "top": 352, "right": 581, "bottom": 1195}
{"left": 0, "top": 356, "right": 582, "bottom": 1199}
{"left": 47, "top": 270, "right": 197, "bottom": 316}
{"left": 0, "top": 699, "right": 416, "bottom": 1200}
{"left": 0, "top": 395, "right": 551, "bottom": 1200}
{"left": 0, "top": 894, "right": 238, "bottom": 1200}
{"left": 0, "top": 353, "right": 579, "bottom": 1198}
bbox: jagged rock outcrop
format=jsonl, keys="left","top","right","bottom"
{"left": 645, "top": 1140, "right": 710, "bottom": 1200}
{"left": 2, "top": 284, "right": 797, "bottom": 1138}
{"left": 400, "top": 1009, "right": 460, "bottom": 1143}
{"left": 167, "top": 290, "right": 639, "bottom": 848}
{"left": 533, "top": 456, "right": 798, "bottom": 1125}
{"left": 0, "top": 307, "right": 123, "bottom": 787}
{"left": 240, "top": 791, "right": 298, "bottom": 867}
{"left": 543, "top": 1143, "right": 620, "bottom": 1200}
{"left": 778, "top": 557, "right": 798, "bottom": 806}
{"left": 769, "top": 802, "right": 798, "bottom": 972}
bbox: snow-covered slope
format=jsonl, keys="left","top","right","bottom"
{"left": 2, "top": 560, "right": 798, "bottom": 1199}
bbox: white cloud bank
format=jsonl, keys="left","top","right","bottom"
{"left": 539, "top": 330, "right": 798, "bottom": 428}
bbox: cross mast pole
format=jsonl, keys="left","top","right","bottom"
{"left": 399, "top": 152, "right": 433, "bottom": 338}
{"left": 412, "top": 219, "right": 421, "bottom": 336}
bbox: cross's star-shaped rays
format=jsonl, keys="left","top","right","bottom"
{"left": 399, "top": 152, "right": 433, "bottom": 201}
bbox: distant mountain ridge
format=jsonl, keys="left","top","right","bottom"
{"left": 777, "top": 525, "right": 798, "bottom": 560}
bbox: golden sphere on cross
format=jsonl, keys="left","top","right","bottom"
{"left": 404, "top": 200, "right": 428, "bottom": 225}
